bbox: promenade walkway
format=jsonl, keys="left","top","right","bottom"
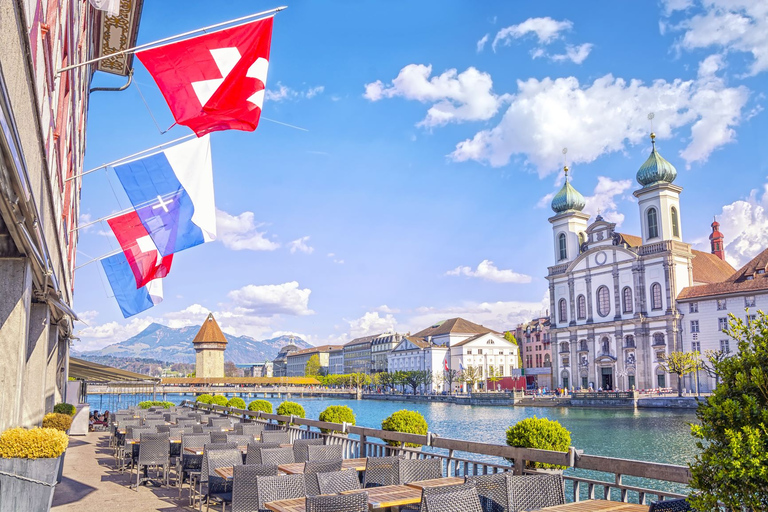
{"left": 52, "top": 432, "right": 188, "bottom": 512}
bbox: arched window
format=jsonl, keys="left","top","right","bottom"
{"left": 579, "top": 340, "right": 588, "bottom": 352}
{"left": 653, "top": 332, "right": 665, "bottom": 346}
{"left": 558, "top": 299, "right": 567, "bottom": 323}
{"left": 624, "top": 335, "right": 635, "bottom": 348}
{"left": 596, "top": 286, "right": 611, "bottom": 317}
{"left": 651, "top": 282, "right": 663, "bottom": 310}
{"left": 577, "top": 295, "right": 586, "bottom": 320}
{"left": 622, "top": 287, "right": 633, "bottom": 314}
{"left": 558, "top": 233, "right": 567, "bottom": 261}
{"left": 560, "top": 342, "right": 569, "bottom": 353}
{"left": 670, "top": 207, "right": 679, "bottom": 238}
{"left": 647, "top": 207, "right": 659, "bottom": 239}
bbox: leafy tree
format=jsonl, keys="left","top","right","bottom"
{"left": 418, "top": 370, "right": 433, "bottom": 393}
{"left": 658, "top": 351, "right": 700, "bottom": 397}
{"left": 701, "top": 349, "right": 729, "bottom": 386}
{"left": 402, "top": 371, "right": 422, "bottom": 394}
{"left": 224, "top": 361, "right": 242, "bottom": 377}
{"left": 305, "top": 354, "right": 321, "bottom": 377}
{"left": 505, "top": 331, "right": 523, "bottom": 368}
{"left": 444, "top": 369, "right": 459, "bottom": 395}
{"left": 462, "top": 365, "right": 482, "bottom": 391}
{"left": 378, "top": 372, "right": 394, "bottom": 392}
{"left": 488, "top": 366, "right": 503, "bottom": 391}
{"left": 689, "top": 312, "right": 768, "bottom": 510}
{"left": 392, "top": 371, "right": 407, "bottom": 393}
{"left": 432, "top": 371, "right": 445, "bottom": 393}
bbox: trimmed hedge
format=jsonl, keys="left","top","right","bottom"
{"left": 247, "top": 400, "right": 273, "bottom": 414}
{"left": 53, "top": 403, "right": 76, "bottom": 416}
{"left": 42, "top": 413, "right": 73, "bottom": 432}
{"left": 276, "top": 401, "right": 305, "bottom": 425}
{"left": 227, "top": 397, "right": 247, "bottom": 409}
{"left": 381, "top": 409, "right": 428, "bottom": 447}
{"left": 318, "top": 405, "right": 355, "bottom": 434}
{"left": 137, "top": 400, "right": 174, "bottom": 409}
{"left": 0, "top": 428, "right": 69, "bottom": 459}
{"left": 196, "top": 394, "right": 214, "bottom": 404}
{"left": 505, "top": 416, "right": 571, "bottom": 469}
{"left": 210, "top": 395, "right": 229, "bottom": 407}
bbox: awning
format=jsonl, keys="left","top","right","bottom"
{"left": 69, "top": 357, "right": 160, "bottom": 383}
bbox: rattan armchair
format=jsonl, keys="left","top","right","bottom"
{"left": 306, "top": 492, "right": 369, "bottom": 512}
{"left": 254, "top": 473, "right": 306, "bottom": 511}
{"left": 133, "top": 432, "right": 170, "bottom": 490}
{"left": 260, "top": 431, "right": 291, "bottom": 445}
{"left": 648, "top": 498, "right": 693, "bottom": 511}
{"left": 317, "top": 469, "right": 361, "bottom": 494}
{"left": 507, "top": 474, "right": 565, "bottom": 512}
{"left": 304, "top": 459, "right": 343, "bottom": 496}
{"left": 363, "top": 456, "right": 400, "bottom": 488}
{"left": 260, "top": 447, "right": 295, "bottom": 466}
{"left": 466, "top": 473, "right": 511, "bottom": 512}
{"left": 420, "top": 482, "right": 483, "bottom": 512}
{"left": 230, "top": 464, "right": 279, "bottom": 512}
{"left": 203, "top": 448, "right": 242, "bottom": 512}
{"left": 306, "top": 444, "right": 343, "bottom": 462}
{"left": 398, "top": 457, "right": 442, "bottom": 484}
{"left": 293, "top": 438, "right": 324, "bottom": 463}
{"left": 245, "top": 443, "right": 281, "bottom": 465}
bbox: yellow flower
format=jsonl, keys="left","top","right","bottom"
{"left": 0, "top": 427, "right": 69, "bottom": 459}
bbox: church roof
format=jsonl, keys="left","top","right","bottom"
{"left": 413, "top": 318, "right": 499, "bottom": 338}
{"left": 192, "top": 314, "right": 227, "bottom": 344}
{"left": 453, "top": 332, "right": 506, "bottom": 347}
{"left": 288, "top": 344, "right": 343, "bottom": 356}
{"left": 678, "top": 248, "right": 768, "bottom": 300}
{"left": 344, "top": 334, "right": 379, "bottom": 348}
{"left": 551, "top": 167, "right": 586, "bottom": 214}
{"left": 637, "top": 135, "right": 677, "bottom": 187}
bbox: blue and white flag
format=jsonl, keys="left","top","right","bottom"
{"left": 113, "top": 135, "right": 216, "bottom": 257}
{"left": 459, "top": 362, "right": 465, "bottom": 371}
{"left": 101, "top": 252, "right": 164, "bottom": 318}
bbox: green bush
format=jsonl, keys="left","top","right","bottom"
{"left": 137, "top": 400, "right": 174, "bottom": 409}
{"left": 0, "top": 428, "right": 69, "bottom": 459}
{"left": 689, "top": 313, "right": 768, "bottom": 510}
{"left": 247, "top": 400, "right": 273, "bottom": 414}
{"left": 227, "top": 397, "right": 246, "bottom": 410}
{"left": 276, "top": 401, "right": 305, "bottom": 424}
{"left": 196, "top": 394, "right": 214, "bottom": 404}
{"left": 210, "top": 395, "right": 229, "bottom": 407}
{"left": 505, "top": 416, "right": 571, "bottom": 469}
{"left": 318, "top": 405, "right": 356, "bottom": 434}
{"left": 53, "top": 403, "right": 76, "bottom": 416}
{"left": 42, "top": 413, "right": 73, "bottom": 432}
{"left": 381, "top": 409, "right": 428, "bottom": 447}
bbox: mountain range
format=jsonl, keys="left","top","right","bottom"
{"left": 73, "top": 322, "right": 312, "bottom": 365}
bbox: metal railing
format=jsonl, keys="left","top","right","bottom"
{"left": 185, "top": 400, "right": 690, "bottom": 504}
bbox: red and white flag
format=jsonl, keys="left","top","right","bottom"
{"left": 444, "top": 359, "right": 449, "bottom": 372}
{"left": 137, "top": 17, "right": 273, "bottom": 137}
{"left": 107, "top": 211, "right": 173, "bottom": 289}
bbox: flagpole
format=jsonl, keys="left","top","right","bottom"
{"left": 74, "top": 248, "right": 123, "bottom": 271}
{"left": 66, "top": 134, "right": 196, "bottom": 183}
{"left": 57, "top": 6, "right": 287, "bottom": 74}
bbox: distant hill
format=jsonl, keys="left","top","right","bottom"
{"left": 74, "top": 322, "right": 311, "bottom": 364}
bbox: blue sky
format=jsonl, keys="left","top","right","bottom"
{"left": 74, "top": 0, "right": 768, "bottom": 350}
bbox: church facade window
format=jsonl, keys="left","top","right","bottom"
{"left": 647, "top": 207, "right": 659, "bottom": 239}
{"left": 651, "top": 282, "right": 663, "bottom": 310}
{"left": 622, "top": 287, "right": 633, "bottom": 313}
{"left": 596, "top": 286, "right": 610, "bottom": 317}
{"left": 577, "top": 295, "right": 586, "bottom": 320}
{"left": 671, "top": 207, "right": 679, "bottom": 238}
{"left": 558, "top": 299, "right": 567, "bottom": 323}
{"left": 558, "top": 233, "right": 567, "bottom": 261}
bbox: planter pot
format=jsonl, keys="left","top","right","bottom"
{"left": 69, "top": 404, "right": 89, "bottom": 436}
{"left": 56, "top": 452, "right": 66, "bottom": 483}
{"left": 0, "top": 456, "right": 61, "bottom": 512}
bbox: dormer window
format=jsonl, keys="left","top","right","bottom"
{"left": 758, "top": 269, "right": 766, "bottom": 275}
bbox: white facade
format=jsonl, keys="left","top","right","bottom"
{"left": 387, "top": 337, "right": 448, "bottom": 393}
{"left": 449, "top": 332, "right": 520, "bottom": 391}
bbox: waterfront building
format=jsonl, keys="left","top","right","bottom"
{"left": 515, "top": 317, "right": 553, "bottom": 389}
{"left": 343, "top": 335, "right": 378, "bottom": 374}
{"left": 272, "top": 344, "right": 299, "bottom": 377}
{"left": 0, "top": 2, "right": 143, "bottom": 430}
{"left": 371, "top": 332, "right": 402, "bottom": 373}
{"left": 677, "top": 241, "right": 768, "bottom": 392}
{"left": 286, "top": 345, "right": 341, "bottom": 377}
{"left": 547, "top": 136, "right": 735, "bottom": 392}
{"left": 192, "top": 314, "right": 228, "bottom": 378}
{"left": 245, "top": 361, "right": 273, "bottom": 378}
{"left": 328, "top": 346, "right": 344, "bottom": 375}
{"left": 387, "top": 336, "right": 448, "bottom": 393}
{"left": 449, "top": 332, "right": 520, "bottom": 391}
{"left": 412, "top": 317, "right": 495, "bottom": 347}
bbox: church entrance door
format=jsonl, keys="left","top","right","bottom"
{"left": 601, "top": 367, "right": 613, "bottom": 390}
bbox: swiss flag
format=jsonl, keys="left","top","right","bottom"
{"left": 107, "top": 211, "right": 173, "bottom": 288}
{"left": 444, "top": 359, "right": 449, "bottom": 372}
{"left": 137, "top": 17, "right": 273, "bottom": 137}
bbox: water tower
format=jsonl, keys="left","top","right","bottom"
{"left": 192, "top": 313, "right": 228, "bottom": 378}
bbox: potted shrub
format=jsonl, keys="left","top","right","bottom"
{"left": 318, "top": 405, "right": 355, "bottom": 434}
{"left": 381, "top": 409, "right": 428, "bottom": 450}
{"left": 276, "top": 401, "right": 305, "bottom": 425}
{"left": 0, "top": 427, "right": 69, "bottom": 511}
{"left": 247, "top": 399, "right": 273, "bottom": 414}
{"left": 227, "top": 397, "right": 246, "bottom": 411}
{"left": 505, "top": 416, "right": 571, "bottom": 471}
{"left": 137, "top": 400, "right": 175, "bottom": 409}
{"left": 41, "top": 414, "right": 72, "bottom": 483}
{"left": 210, "top": 395, "right": 229, "bottom": 407}
{"left": 196, "top": 394, "right": 214, "bottom": 405}
{"left": 53, "top": 403, "right": 76, "bottom": 416}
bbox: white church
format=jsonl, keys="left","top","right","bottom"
{"left": 546, "top": 133, "right": 735, "bottom": 392}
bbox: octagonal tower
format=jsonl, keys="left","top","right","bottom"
{"left": 193, "top": 313, "right": 228, "bottom": 378}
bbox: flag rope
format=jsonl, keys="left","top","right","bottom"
{"left": 132, "top": 78, "right": 177, "bottom": 135}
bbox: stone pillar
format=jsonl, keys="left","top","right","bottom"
{"left": 21, "top": 302, "right": 50, "bottom": 427}
{"left": 0, "top": 258, "right": 33, "bottom": 431}
{"left": 44, "top": 324, "right": 59, "bottom": 413}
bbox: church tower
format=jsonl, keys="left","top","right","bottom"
{"left": 549, "top": 165, "right": 589, "bottom": 264}
{"left": 710, "top": 219, "right": 725, "bottom": 260}
{"left": 193, "top": 313, "right": 228, "bottom": 378}
{"left": 633, "top": 133, "right": 683, "bottom": 244}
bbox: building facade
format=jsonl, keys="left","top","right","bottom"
{"left": 193, "top": 314, "right": 228, "bottom": 378}
{"left": 286, "top": 345, "right": 340, "bottom": 377}
{"left": 273, "top": 344, "right": 298, "bottom": 377}
{"left": 371, "top": 333, "right": 401, "bottom": 373}
{"left": 515, "top": 318, "right": 552, "bottom": 389}
{"left": 328, "top": 346, "right": 344, "bottom": 375}
{"left": 343, "top": 335, "right": 377, "bottom": 374}
{"left": 449, "top": 332, "right": 520, "bottom": 391}
{"left": 387, "top": 337, "right": 448, "bottom": 393}
{"left": 547, "top": 137, "right": 734, "bottom": 392}
{"left": 0, "top": 0, "right": 143, "bottom": 430}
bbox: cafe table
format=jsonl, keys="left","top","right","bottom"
{"left": 184, "top": 443, "right": 292, "bottom": 456}
{"left": 126, "top": 438, "right": 181, "bottom": 445}
{"left": 278, "top": 458, "right": 368, "bottom": 475}
{"left": 342, "top": 484, "right": 423, "bottom": 510}
{"left": 538, "top": 501, "right": 649, "bottom": 511}
{"left": 404, "top": 476, "right": 465, "bottom": 490}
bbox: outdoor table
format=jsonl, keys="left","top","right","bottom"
{"left": 343, "top": 484, "right": 422, "bottom": 510}
{"left": 185, "top": 443, "right": 292, "bottom": 456}
{"left": 404, "top": 476, "right": 466, "bottom": 490}
{"left": 538, "top": 501, "right": 649, "bottom": 511}
{"left": 126, "top": 438, "right": 181, "bottom": 445}
{"left": 278, "top": 457, "right": 367, "bottom": 475}
{"left": 263, "top": 497, "right": 306, "bottom": 512}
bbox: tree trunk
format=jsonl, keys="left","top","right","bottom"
{"left": 677, "top": 373, "right": 683, "bottom": 397}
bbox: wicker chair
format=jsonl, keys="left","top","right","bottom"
{"left": 260, "top": 447, "right": 295, "bottom": 466}
{"left": 304, "top": 459, "right": 343, "bottom": 496}
{"left": 203, "top": 448, "right": 242, "bottom": 512}
{"left": 254, "top": 473, "right": 306, "bottom": 511}
{"left": 230, "top": 465, "right": 279, "bottom": 512}
{"left": 195, "top": 443, "right": 238, "bottom": 508}
{"left": 261, "top": 431, "right": 291, "bottom": 445}
{"left": 193, "top": 425, "right": 205, "bottom": 433}
{"left": 157, "top": 425, "right": 172, "bottom": 434}
{"left": 133, "top": 433, "right": 170, "bottom": 490}
{"left": 236, "top": 423, "right": 265, "bottom": 438}
{"left": 507, "top": 474, "right": 565, "bottom": 512}
{"left": 317, "top": 469, "right": 361, "bottom": 494}
{"left": 307, "top": 444, "right": 343, "bottom": 462}
{"left": 648, "top": 498, "right": 692, "bottom": 512}
{"left": 226, "top": 434, "right": 253, "bottom": 446}
{"left": 211, "top": 431, "right": 229, "bottom": 444}
{"left": 244, "top": 444, "right": 282, "bottom": 465}
{"left": 466, "top": 473, "right": 510, "bottom": 512}
{"left": 178, "top": 433, "right": 210, "bottom": 500}
{"left": 420, "top": 482, "right": 483, "bottom": 512}
{"left": 210, "top": 418, "right": 232, "bottom": 429}
{"left": 363, "top": 456, "right": 400, "bottom": 488}
{"left": 306, "top": 492, "right": 369, "bottom": 512}
{"left": 398, "top": 457, "right": 443, "bottom": 484}
{"left": 126, "top": 427, "right": 154, "bottom": 470}
{"left": 293, "top": 438, "right": 324, "bottom": 463}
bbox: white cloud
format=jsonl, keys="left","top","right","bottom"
{"left": 216, "top": 209, "right": 280, "bottom": 251}
{"left": 450, "top": 73, "right": 749, "bottom": 175}
{"left": 582, "top": 177, "right": 633, "bottom": 226}
{"left": 549, "top": 43, "right": 594, "bottom": 64}
{"left": 327, "top": 252, "right": 344, "bottom": 264}
{"left": 228, "top": 281, "right": 314, "bottom": 317}
{"left": 74, "top": 316, "right": 155, "bottom": 352}
{"left": 305, "top": 86, "right": 325, "bottom": 99}
{"left": 266, "top": 82, "right": 325, "bottom": 102}
{"left": 374, "top": 305, "right": 401, "bottom": 314}
{"left": 667, "top": 0, "right": 768, "bottom": 76}
{"left": 363, "top": 64, "right": 509, "bottom": 127}
{"left": 477, "top": 34, "right": 490, "bottom": 53}
{"left": 348, "top": 311, "right": 397, "bottom": 338}
{"left": 705, "top": 183, "right": 768, "bottom": 268}
{"left": 492, "top": 17, "right": 573, "bottom": 50}
{"left": 288, "top": 236, "right": 314, "bottom": 254}
{"left": 446, "top": 260, "right": 532, "bottom": 284}
{"left": 662, "top": 0, "right": 694, "bottom": 14}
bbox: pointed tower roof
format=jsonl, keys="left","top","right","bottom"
{"left": 551, "top": 165, "right": 586, "bottom": 214}
{"left": 192, "top": 313, "right": 228, "bottom": 344}
{"left": 637, "top": 133, "right": 677, "bottom": 187}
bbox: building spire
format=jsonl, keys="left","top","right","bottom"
{"left": 710, "top": 216, "right": 725, "bottom": 261}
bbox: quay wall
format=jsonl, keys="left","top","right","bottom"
{"left": 362, "top": 392, "right": 520, "bottom": 406}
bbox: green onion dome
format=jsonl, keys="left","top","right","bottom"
{"left": 551, "top": 166, "right": 586, "bottom": 214}
{"left": 637, "top": 133, "right": 677, "bottom": 187}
